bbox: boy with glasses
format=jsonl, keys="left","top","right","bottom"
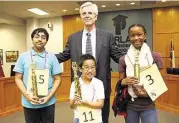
{"left": 69, "top": 54, "right": 105, "bottom": 123}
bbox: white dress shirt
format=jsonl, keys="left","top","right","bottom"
{"left": 82, "top": 28, "right": 96, "bottom": 58}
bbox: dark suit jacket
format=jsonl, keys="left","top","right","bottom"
{"left": 56, "top": 28, "right": 121, "bottom": 98}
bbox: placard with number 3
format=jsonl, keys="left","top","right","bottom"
{"left": 76, "top": 106, "right": 102, "bottom": 123}
{"left": 140, "top": 63, "right": 168, "bottom": 101}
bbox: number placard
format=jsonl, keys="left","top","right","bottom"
{"left": 76, "top": 106, "right": 102, "bottom": 123}
{"left": 27, "top": 69, "right": 49, "bottom": 96}
{"left": 140, "top": 64, "right": 168, "bottom": 101}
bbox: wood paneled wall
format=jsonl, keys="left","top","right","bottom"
{"left": 56, "top": 72, "right": 71, "bottom": 102}
{"left": 62, "top": 15, "right": 84, "bottom": 73}
{"left": 153, "top": 7, "right": 179, "bottom": 73}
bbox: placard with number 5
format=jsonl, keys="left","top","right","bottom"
{"left": 27, "top": 69, "right": 49, "bottom": 96}
{"left": 140, "top": 63, "right": 168, "bottom": 101}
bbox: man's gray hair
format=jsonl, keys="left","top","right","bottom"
{"left": 79, "top": 2, "right": 98, "bottom": 15}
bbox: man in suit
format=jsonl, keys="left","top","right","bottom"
{"left": 56, "top": 2, "right": 121, "bottom": 123}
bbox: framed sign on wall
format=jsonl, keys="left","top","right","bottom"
{"left": 6, "top": 51, "right": 19, "bottom": 63}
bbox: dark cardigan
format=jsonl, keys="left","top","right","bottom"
{"left": 112, "top": 79, "right": 130, "bottom": 117}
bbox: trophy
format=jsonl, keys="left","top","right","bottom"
{"left": 72, "top": 62, "right": 82, "bottom": 99}
{"left": 133, "top": 49, "right": 147, "bottom": 96}
{"left": 134, "top": 49, "right": 140, "bottom": 81}
{"left": 133, "top": 49, "right": 144, "bottom": 95}
{"left": 170, "top": 36, "right": 175, "bottom": 68}
{"left": 27, "top": 62, "right": 49, "bottom": 99}
{"left": 31, "top": 62, "right": 38, "bottom": 98}
{"left": 31, "top": 69, "right": 38, "bottom": 98}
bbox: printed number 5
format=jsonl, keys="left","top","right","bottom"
{"left": 39, "top": 75, "right": 44, "bottom": 84}
{"left": 146, "top": 75, "right": 154, "bottom": 85}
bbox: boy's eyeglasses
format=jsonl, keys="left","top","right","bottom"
{"left": 82, "top": 66, "right": 96, "bottom": 71}
{"left": 34, "top": 35, "right": 47, "bottom": 40}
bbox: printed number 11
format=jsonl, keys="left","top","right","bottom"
{"left": 83, "top": 111, "right": 95, "bottom": 122}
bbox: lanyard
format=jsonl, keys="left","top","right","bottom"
{"left": 127, "top": 53, "right": 150, "bottom": 67}
{"left": 30, "top": 50, "right": 47, "bottom": 69}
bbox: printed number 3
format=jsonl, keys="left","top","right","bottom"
{"left": 38, "top": 75, "right": 44, "bottom": 84}
{"left": 146, "top": 75, "right": 154, "bottom": 85}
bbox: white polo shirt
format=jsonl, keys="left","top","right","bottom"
{"left": 69, "top": 77, "right": 105, "bottom": 121}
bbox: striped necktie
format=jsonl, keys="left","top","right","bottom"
{"left": 86, "top": 33, "right": 93, "bottom": 55}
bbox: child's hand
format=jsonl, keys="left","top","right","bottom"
{"left": 39, "top": 96, "right": 50, "bottom": 104}
{"left": 133, "top": 85, "right": 148, "bottom": 97}
{"left": 74, "top": 94, "right": 81, "bottom": 101}
{"left": 121, "top": 77, "right": 138, "bottom": 86}
{"left": 26, "top": 93, "right": 40, "bottom": 105}
{"left": 74, "top": 94, "right": 82, "bottom": 105}
{"left": 74, "top": 100, "right": 82, "bottom": 105}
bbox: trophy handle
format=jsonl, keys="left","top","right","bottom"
{"left": 31, "top": 69, "right": 38, "bottom": 98}
{"left": 72, "top": 62, "right": 82, "bottom": 100}
{"left": 134, "top": 50, "right": 140, "bottom": 81}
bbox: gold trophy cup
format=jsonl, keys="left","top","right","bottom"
{"left": 31, "top": 69, "right": 38, "bottom": 98}
{"left": 72, "top": 62, "right": 82, "bottom": 100}
{"left": 134, "top": 50, "right": 140, "bottom": 80}
{"left": 133, "top": 50, "right": 147, "bottom": 96}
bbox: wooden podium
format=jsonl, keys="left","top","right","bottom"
{"left": 0, "top": 77, "right": 21, "bottom": 117}
{"left": 155, "top": 74, "right": 179, "bottom": 114}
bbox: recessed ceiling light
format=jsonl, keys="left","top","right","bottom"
{"left": 116, "top": 4, "right": 120, "bottom": 6}
{"left": 162, "top": 0, "right": 167, "bottom": 2}
{"left": 28, "top": 8, "right": 49, "bottom": 15}
{"left": 62, "top": 9, "right": 67, "bottom": 12}
{"left": 75, "top": 8, "right": 79, "bottom": 11}
{"left": 101, "top": 5, "right": 106, "bottom": 8}
{"left": 130, "top": 2, "right": 135, "bottom": 5}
